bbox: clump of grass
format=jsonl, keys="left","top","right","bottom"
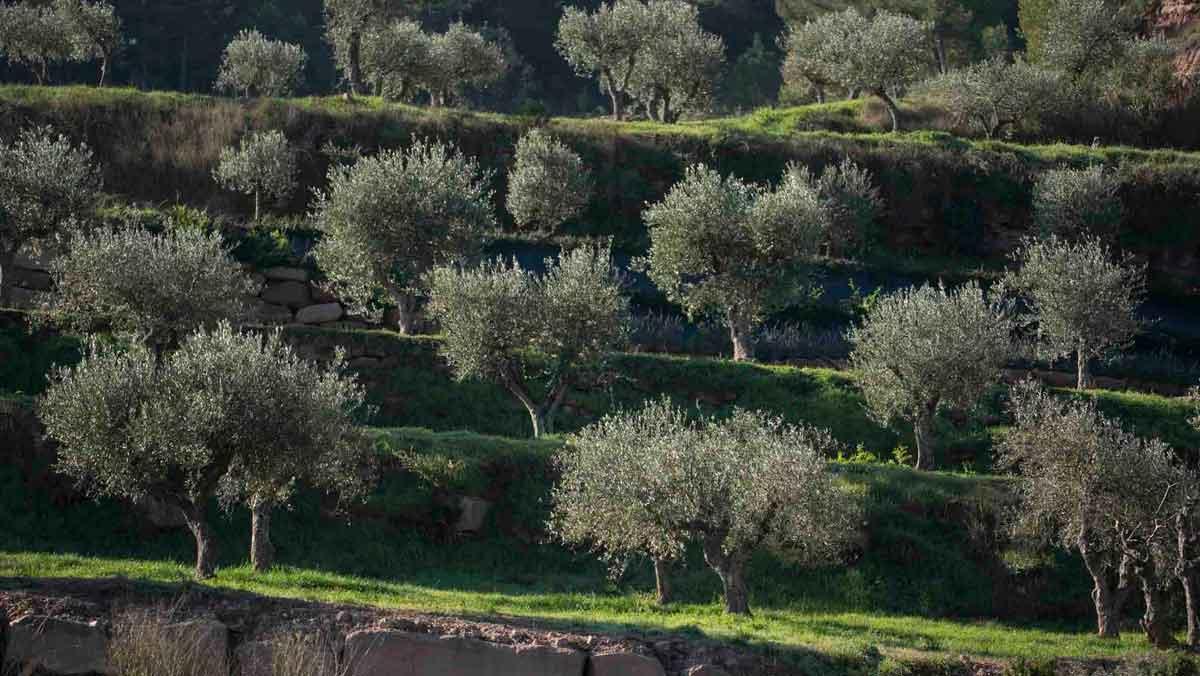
{"left": 251, "top": 630, "right": 348, "bottom": 676}
{"left": 108, "top": 607, "right": 227, "bottom": 676}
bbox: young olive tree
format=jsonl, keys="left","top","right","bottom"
{"left": 311, "top": 138, "right": 495, "bottom": 334}
{"left": 0, "top": 126, "right": 101, "bottom": 306}
{"left": 42, "top": 323, "right": 370, "bottom": 579}
{"left": 556, "top": 0, "right": 652, "bottom": 120}
{"left": 1032, "top": 165, "right": 1123, "bottom": 241}
{"left": 999, "top": 380, "right": 1183, "bottom": 642}
{"left": 55, "top": 0, "right": 122, "bottom": 86}
{"left": 0, "top": 2, "right": 74, "bottom": 84}
{"left": 1004, "top": 235, "right": 1144, "bottom": 389}
{"left": 627, "top": 0, "right": 725, "bottom": 123}
{"left": 552, "top": 401, "right": 860, "bottom": 615}
{"left": 428, "top": 245, "right": 628, "bottom": 438}
{"left": 420, "top": 22, "right": 508, "bottom": 107}
{"left": 505, "top": 129, "right": 593, "bottom": 232}
{"left": 643, "top": 164, "right": 830, "bottom": 362}
{"left": 362, "top": 19, "right": 431, "bottom": 100}
{"left": 46, "top": 226, "right": 252, "bottom": 359}
{"left": 215, "top": 29, "right": 307, "bottom": 98}
{"left": 814, "top": 158, "right": 883, "bottom": 258}
{"left": 848, "top": 282, "right": 1013, "bottom": 471}
{"left": 217, "top": 347, "right": 374, "bottom": 572}
{"left": 214, "top": 130, "right": 299, "bottom": 222}
{"left": 1038, "top": 0, "right": 1126, "bottom": 79}
{"left": 921, "top": 57, "right": 1064, "bottom": 139}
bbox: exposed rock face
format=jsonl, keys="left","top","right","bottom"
{"left": 587, "top": 652, "right": 667, "bottom": 676}
{"left": 344, "top": 629, "right": 587, "bottom": 676}
{"left": 1148, "top": 0, "right": 1200, "bottom": 86}
{"left": 261, "top": 281, "right": 312, "bottom": 309}
{"left": 296, "top": 302, "right": 344, "bottom": 325}
{"left": 4, "top": 615, "right": 110, "bottom": 675}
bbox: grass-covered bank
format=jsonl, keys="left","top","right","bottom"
{"left": 4, "top": 85, "right": 1200, "bottom": 288}
{"left": 0, "top": 433, "right": 1147, "bottom": 662}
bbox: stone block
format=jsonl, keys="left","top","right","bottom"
{"left": 166, "top": 619, "right": 228, "bottom": 675}
{"left": 10, "top": 266, "right": 53, "bottom": 291}
{"left": 261, "top": 281, "right": 311, "bottom": 308}
{"left": 345, "top": 629, "right": 585, "bottom": 676}
{"left": 248, "top": 300, "right": 294, "bottom": 325}
{"left": 588, "top": 652, "right": 666, "bottom": 676}
{"left": 296, "top": 303, "right": 344, "bottom": 325}
{"left": 4, "top": 615, "right": 110, "bottom": 675}
{"left": 455, "top": 497, "right": 492, "bottom": 534}
{"left": 263, "top": 266, "right": 310, "bottom": 282}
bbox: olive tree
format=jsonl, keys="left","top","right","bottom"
{"left": 1004, "top": 235, "right": 1144, "bottom": 389}
{"left": 0, "top": 126, "right": 101, "bottom": 306}
{"left": 1180, "top": 396, "right": 1200, "bottom": 647}
{"left": 1032, "top": 165, "right": 1123, "bottom": 241}
{"left": 779, "top": 12, "right": 864, "bottom": 104}
{"left": 42, "top": 323, "right": 370, "bottom": 579}
{"left": 311, "top": 138, "right": 495, "bottom": 334}
{"left": 921, "top": 57, "right": 1064, "bottom": 139}
{"left": 420, "top": 22, "right": 508, "bottom": 107}
{"left": 505, "top": 129, "right": 593, "bottom": 232}
{"left": 428, "top": 245, "right": 628, "bottom": 438}
{"left": 215, "top": 29, "right": 307, "bottom": 98}
{"left": 556, "top": 0, "right": 652, "bottom": 120}
{"left": 0, "top": 2, "right": 74, "bottom": 84}
{"left": 795, "top": 9, "right": 933, "bottom": 131}
{"left": 643, "top": 164, "right": 830, "bottom": 361}
{"left": 46, "top": 226, "right": 252, "bottom": 359}
{"left": 324, "top": 0, "right": 380, "bottom": 96}
{"left": 362, "top": 19, "right": 430, "bottom": 100}
{"left": 627, "top": 0, "right": 724, "bottom": 122}
{"left": 999, "top": 380, "right": 1183, "bottom": 642}
{"left": 1038, "top": 0, "right": 1126, "bottom": 79}
{"left": 848, "top": 282, "right": 1013, "bottom": 470}
{"left": 814, "top": 158, "right": 883, "bottom": 258}
{"left": 213, "top": 130, "right": 299, "bottom": 222}
{"left": 551, "top": 400, "right": 859, "bottom": 615}
{"left": 55, "top": 0, "right": 122, "bottom": 86}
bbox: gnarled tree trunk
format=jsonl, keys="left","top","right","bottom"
{"left": 912, "top": 413, "right": 936, "bottom": 471}
{"left": 392, "top": 292, "right": 421, "bottom": 335}
{"left": 1138, "top": 568, "right": 1176, "bottom": 649}
{"left": 1079, "top": 538, "right": 1131, "bottom": 638}
{"left": 875, "top": 90, "right": 901, "bottom": 132}
{"left": 180, "top": 502, "right": 219, "bottom": 579}
{"left": 702, "top": 535, "right": 751, "bottom": 615}
{"left": 250, "top": 498, "right": 275, "bottom": 572}
{"left": 1177, "top": 503, "right": 1200, "bottom": 646}
{"left": 727, "top": 308, "right": 754, "bottom": 362}
{"left": 1076, "top": 343, "right": 1092, "bottom": 390}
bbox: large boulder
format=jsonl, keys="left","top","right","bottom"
{"left": 588, "top": 652, "right": 666, "bottom": 676}
{"left": 455, "top": 497, "right": 492, "bottom": 534}
{"left": 262, "top": 267, "right": 310, "bottom": 283}
{"left": 261, "top": 281, "right": 311, "bottom": 309}
{"left": 296, "top": 303, "right": 344, "bottom": 325}
{"left": 344, "top": 629, "right": 586, "bottom": 676}
{"left": 248, "top": 299, "right": 295, "bottom": 325}
{"left": 4, "top": 615, "right": 110, "bottom": 675}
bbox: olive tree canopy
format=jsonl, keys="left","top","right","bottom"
{"left": 214, "top": 130, "right": 299, "bottom": 221}
{"left": 215, "top": 29, "right": 307, "bottom": 98}
{"left": 551, "top": 400, "right": 860, "bottom": 615}
{"left": 429, "top": 244, "right": 628, "bottom": 438}
{"left": 311, "top": 138, "right": 495, "bottom": 334}
{"left": 920, "top": 56, "right": 1064, "bottom": 139}
{"left": 55, "top": 0, "right": 122, "bottom": 86}
{"left": 362, "top": 19, "right": 431, "bottom": 100}
{"left": 0, "top": 2, "right": 74, "bottom": 84}
{"left": 47, "top": 226, "right": 252, "bottom": 357}
{"left": 556, "top": 0, "right": 652, "bottom": 120}
{"left": 627, "top": 0, "right": 724, "bottom": 122}
{"left": 420, "top": 22, "right": 508, "bottom": 106}
{"left": 643, "top": 163, "right": 830, "bottom": 361}
{"left": 42, "top": 323, "right": 372, "bottom": 579}
{"left": 1003, "top": 235, "right": 1144, "bottom": 389}
{"left": 849, "top": 282, "right": 1013, "bottom": 470}
{"left": 1032, "top": 165, "right": 1124, "bottom": 241}
{"left": 505, "top": 129, "right": 593, "bottom": 232}
{"left": 0, "top": 126, "right": 101, "bottom": 306}
{"left": 999, "top": 380, "right": 1182, "bottom": 642}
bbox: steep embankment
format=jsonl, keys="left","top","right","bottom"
{"left": 3, "top": 86, "right": 1200, "bottom": 290}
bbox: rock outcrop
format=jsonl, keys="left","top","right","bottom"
{"left": 4, "top": 616, "right": 110, "bottom": 675}
{"left": 344, "top": 629, "right": 587, "bottom": 676}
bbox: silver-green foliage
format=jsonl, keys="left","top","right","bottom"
{"left": 47, "top": 226, "right": 252, "bottom": 353}
{"left": 921, "top": 56, "right": 1064, "bottom": 138}
{"left": 0, "top": 2, "right": 74, "bottom": 84}
{"left": 55, "top": 0, "right": 122, "bottom": 86}
{"left": 1004, "top": 235, "right": 1144, "bottom": 389}
{"left": 643, "top": 163, "right": 829, "bottom": 360}
{"left": 556, "top": 0, "right": 652, "bottom": 120}
{"left": 1039, "top": 0, "right": 1126, "bottom": 78}
{"left": 362, "top": 19, "right": 431, "bottom": 101}
{"left": 848, "top": 282, "right": 1012, "bottom": 470}
{"left": 998, "top": 379, "right": 1180, "bottom": 639}
{"left": 814, "top": 158, "right": 882, "bottom": 257}
{"left": 550, "top": 399, "right": 859, "bottom": 615}
{"left": 41, "top": 322, "right": 371, "bottom": 578}
{"left": 505, "top": 129, "right": 593, "bottom": 231}
{"left": 214, "top": 130, "right": 299, "bottom": 221}
{"left": 0, "top": 126, "right": 101, "bottom": 301}
{"left": 428, "top": 245, "right": 628, "bottom": 437}
{"left": 420, "top": 22, "right": 508, "bottom": 106}
{"left": 311, "top": 138, "right": 495, "bottom": 330}
{"left": 1032, "top": 165, "right": 1123, "bottom": 240}
{"left": 215, "top": 29, "right": 307, "bottom": 98}
{"left": 627, "top": 0, "right": 724, "bottom": 122}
